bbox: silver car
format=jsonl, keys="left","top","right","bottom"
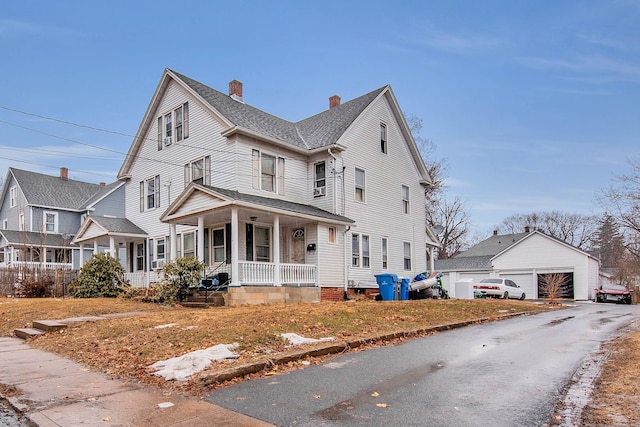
{"left": 474, "top": 278, "right": 526, "bottom": 300}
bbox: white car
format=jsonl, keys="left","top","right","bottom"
{"left": 474, "top": 278, "right": 526, "bottom": 300}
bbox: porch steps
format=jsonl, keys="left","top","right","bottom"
{"left": 181, "top": 290, "right": 226, "bottom": 308}
{"left": 14, "top": 320, "right": 67, "bottom": 339}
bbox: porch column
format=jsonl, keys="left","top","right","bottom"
{"left": 197, "top": 216, "right": 205, "bottom": 263}
{"left": 231, "top": 207, "right": 240, "bottom": 286}
{"left": 79, "top": 243, "right": 84, "bottom": 266}
{"left": 94, "top": 240, "right": 99, "bottom": 254}
{"left": 170, "top": 223, "right": 177, "bottom": 261}
{"left": 110, "top": 236, "right": 116, "bottom": 258}
{"left": 273, "top": 215, "right": 281, "bottom": 286}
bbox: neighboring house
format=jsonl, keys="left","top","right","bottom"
{"left": 0, "top": 167, "right": 124, "bottom": 269}
{"left": 73, "top": 68, "right": 435, "bottom": 302}
{"left": 435, "top": 229, "right": 600, "bottom": 300}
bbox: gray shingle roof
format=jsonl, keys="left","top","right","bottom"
{"left": 201, "top": 184, "right": 355, "bottom": 224}
{"left": 456, "top": 233, "right": 529, "bottom": 257}
{"left": 0, "top": 230, "right": 77, "bottom": 248}
{"left": 434, "top": 255, "right": 493, "bottom": 271}
{"left": 88, "top": 216, "right": 147, "bottom": 235}
{"left": 10, "top": 168, "right": 118, "bottom": 211}
{"left": 170, "top": 70, "right": 386, "bottom": 150}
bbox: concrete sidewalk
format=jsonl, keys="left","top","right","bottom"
{"left": 0, "top": 337, "right": 272, "bottom": 426}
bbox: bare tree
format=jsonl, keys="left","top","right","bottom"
{"left": 496, "top": 211, "right": 597, "bottom": 250}
{"left": 599, "top": 157, "right": 640, "bottom": 257}
{"left": 407, "top": 115, "right": 471, "bottom": 259}
{"left": 539, "top": 273, "right": 569, "bottom": 305}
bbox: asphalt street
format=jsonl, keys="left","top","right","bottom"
{"left": 207, "top": 302, "right": 640, "bottom": 426}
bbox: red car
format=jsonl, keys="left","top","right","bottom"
{"left": 594, "top": 283, "right": 633, "bottom": 304}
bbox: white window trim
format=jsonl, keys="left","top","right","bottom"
{"left": 252, "top": 149, "right": 284, "bottom": 194}
{"left": 140, "top": 175, "right": 160, "bottom": 212}
{"left": 182, "top": 231, "right": 196, "bottom": 258}
{"left": 211, "top": 227, "right": 226, "bottom": 263}
{"left": 314, "top": 161, "right": 326, "bottom": 195}
{"left": 2, "top": 219, "right": 7, "bottom": 230}
{"left": 19, "top": 213, "right": 25, "bottom": 231}
{"left": 402, "top": 184, "right": 410, "bottom": 215}
{"left": 403, "top": 241, "right": 412, "bottom": 271}
{"left": 254, "top": 225, "right": 271, "bottom": 262}
{"left": 158, "top": 102, "right": 189, "bottom": 149}
{"left": 9, "top": 187, "right": 17, "bottom": 208}
{"left": 380, "top": 122, "right": 387, "bottom": 154}
{"left": 154, "top": 237, "right": 166, "bottom": 261}
{"left": 351, "top": 233, "right": 370, "bottom": 269}
{"left": 381, "top": 237, "right": 388, "bottom": 270}
{"left": 43, "top": 211, "right": 58, "bottom": 233}
{"left": 328, "top": 226, "right": 336, "bottom": 244}
{"left": 185, "top": 156, "right": 211, "bottom": 186}
{"left": 354, "top": 167, "right": 366, "bottom": 203}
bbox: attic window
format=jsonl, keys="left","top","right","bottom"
{"left": 9, "top": 186, "right": 17, "bottom": 208}
{"left": 158, "top": 102, "right": 189, "bottom": 150}
{"left": 380, "top": 122, "right": 387, "bottom": 154}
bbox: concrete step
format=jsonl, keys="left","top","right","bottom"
{"left": 32, "top": 320, "right": 68, "bottom": 332}
{"left": 14, "top": 328, "right": 45, "bottom": 339}
{"left": 180, "top": 302, "right": 218, "bottom": 309}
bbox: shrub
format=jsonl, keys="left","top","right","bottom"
{"left": 69, "top": 253, "right": 131, "bottom": 298}
{"left": 157, "top": 256, "right": 206, "bottom": 304}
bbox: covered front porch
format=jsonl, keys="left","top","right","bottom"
{"left": 159, "top": 183, "right": 354, "bottom": 289}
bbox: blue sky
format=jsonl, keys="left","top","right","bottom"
{"left": 1, "top": 1, "right": 639, "bottom": 236}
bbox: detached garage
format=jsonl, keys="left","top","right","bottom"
{"left": 435, "top": 230, "right": 599, "bottom": 300}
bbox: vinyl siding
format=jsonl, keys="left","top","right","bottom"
{"left": 0, "top": 175, "right": 28, "bottom": 231}
{"left": 338, "top": 94, "right": 427, "bottom": 284}
{"left": 316, "top": 223, "right": 346, "bottom": 287}
{"left": 493, "top": 233, "right": 594, "bottom": 300}
{"left": 92, "top": 186, "right": 125, "bottom": 217}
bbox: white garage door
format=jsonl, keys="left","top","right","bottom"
{"left": 499, "top": 273, "right": 534, "bottom": 299}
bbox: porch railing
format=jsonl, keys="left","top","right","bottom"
{"left": 125, "top": 271, "right": 161, "bottom": 288}
{"left": 10, "top": 261, "right": 74, "bottom": 270}
{"left": 238, "top": 261, "right": 317, "bottom": 286}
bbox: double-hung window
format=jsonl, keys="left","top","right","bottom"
{"left": 158, "top": 102, "right": 189, "bottom": 149}
{"left": 381, "top": 237, "right": 388, "bottom": 269}
{"left": 185, "top": 156, "right": 211, "bottom": 186}
{"left": 403, "top": 241, "right": 412, "bottom": 270}
{"left": 212, "top": 228, "right": 225, "bottom": 263}
{"left": 314, "top": 161, "right": 326, "bottom": 197}
{"left": 140, "top": 175, "right": 160, "bottom": 212}
{"left": 380, "top": 122, "right": 387, "bottom": 154}
{"left": 351, "top": 233, "right": 370, "bottom": 268}
{"left": 252, "top": 150, "right": 284, "bottom": 194}
{"left": 183, "top": 232, "right": 195, "bottom": 258}
{"left": 402, "top": 185, "right": 410, "bottom": 214}
{"left": 9, "top": 187, "right": 17, "bottom": 208}
{"left": 355, "top": 168, "right": 366, "bottom": 202}
{"left": 155, "top": 238, "right": 165, "bottom": 262}
{"left": 43, "top": 211, "right": 57, "bottom": 233}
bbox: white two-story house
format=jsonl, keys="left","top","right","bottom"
{"left": 73, "top": 69, "right": 435, "bottom": 303}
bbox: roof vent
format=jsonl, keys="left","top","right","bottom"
{"left": 229, "top": 79, "right": 243, "bottom": 103}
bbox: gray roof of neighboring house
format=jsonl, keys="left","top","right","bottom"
{"left": 456, "top": 233, "right": 529, "bottom": 258}
{"left": 171, "top": 70, "right": 387, "bottom": 150}
{"left": 0, "top": 230, "right": 77, "bottom": 248}
{"left": 434, "top": 255, "right": 493, "bottom": 271}
{"left": 9, "top": 168, "right": 119, "bottom": 211}
{"left": 88, "top": 216, "right": 147, "bottom": 236}
{"left": 201, "top": 184, "right": 355, "bottom": 224}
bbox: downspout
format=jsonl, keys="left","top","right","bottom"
{"left": 328, "top": 148, "right": 337, "bottom": 215}
{"left": 343, "top": 225, "right": 351, "bottom": 300}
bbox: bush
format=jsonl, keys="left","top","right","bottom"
{"left": 157, "top": 256, "right": 206, "bottom": 304}
{"left": 69, "top": 253, "right": 131, "bottom": 298}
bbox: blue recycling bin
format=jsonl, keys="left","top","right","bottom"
{"left": 399, "top": 277, "right": 410, "bottom": 301}
{"left": 375, "top": 273, "right": 398, "bottom": 301}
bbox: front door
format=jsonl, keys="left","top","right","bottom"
{"left": 291, "top": 228, "right": 305, "bottom": 264}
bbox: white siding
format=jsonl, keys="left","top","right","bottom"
{"left": 493, "top": 233, "right": 594, "bottom": 300}
{"left": 338, "top": 94, "right": 427, "bottom": 284}
{"left": 316, "top": 224, "right": 346, "bottom": 287}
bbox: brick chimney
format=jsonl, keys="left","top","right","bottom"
{"left": 329, "top": 95, "right": 341, "bottom": 109}
{"left": 99, "top": 182, "right": 105, "bottom": 186}
{"left": 60, "top": 167, "right": 68, "bottom": 180}
{"left": 524, "top": 226, "right": 530, "bottom": 233}
{"left": 229, "top": 80, "right": 243, "bottom": 102}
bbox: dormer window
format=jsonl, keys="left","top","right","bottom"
{"left": 158, "top": 102, "right": 189, "bottom": 150}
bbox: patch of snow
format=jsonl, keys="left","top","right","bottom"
{"left": 280, "top": 333, "right": 335, "bottom": 346}
{"left": 151, "top": 343, "right": 239, "bottom": 381}
{"left": 154, "top": 323, "right": 177, "bottom": 329}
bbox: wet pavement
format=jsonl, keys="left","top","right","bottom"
{"left": 1, "top": 398, "right": 29, "bottom": 426}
